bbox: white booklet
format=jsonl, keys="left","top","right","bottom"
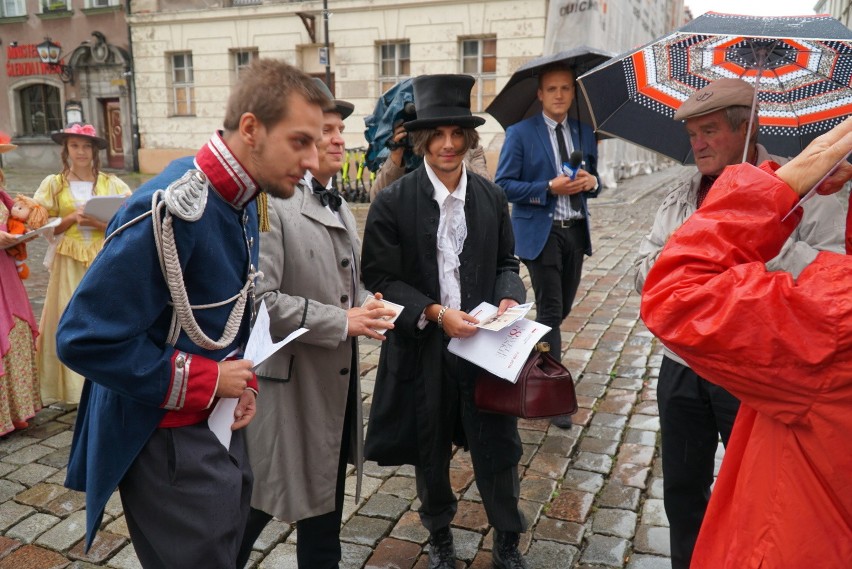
{"left": 208, "top": 301, "right": 308, "bottom": 449}
{"left": 362, "top": 294, "right": 404, "bottom": 333}
{"left": 83, "top": 195, "right": 127, "bottom": 222}
{"left": 448, "top": 302, "right": 551, "bottom": 384}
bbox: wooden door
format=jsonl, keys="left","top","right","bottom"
{"left": 103, "top": 99, "right": 124, "bottom": 169}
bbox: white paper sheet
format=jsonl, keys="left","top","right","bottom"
{"left": 471, "top": 302, "right": 534, "bottom": 332}
{"left": 83, "top": 195, "right": 127, "bottom": 222}
{"left": 448, "top": 302, "right": 551, "bottom": 383}
{"left": 2, "top": 217, "right": 60, "bottom": 248}
{"left": 361, "top": 294, "right": 404, "bottom": 333}
{"left": 208, "top": 302, "right": 308, "bottom": 449}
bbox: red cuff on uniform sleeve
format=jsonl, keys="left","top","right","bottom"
{"left": 247, "top": 372, "right": 258, "bottom": 394}
{"left": 161, "top": 351, "right": 219, "bottom": 412}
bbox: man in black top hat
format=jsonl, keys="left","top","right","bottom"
{"left": 361, "top": 74, "right": 529, "bottom": 569}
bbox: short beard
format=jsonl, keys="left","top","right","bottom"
{"left": 251, "top": 143, "right": 296, "bottom": 199}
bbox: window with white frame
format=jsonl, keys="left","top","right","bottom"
{"left": 41, "top": 0, "right": 69, "bottom": 12}
{"left": 460, "top": 37, "right": 497, "bottom": 112}
{"left": 378, "top": 41, "right": 410, "bottom": 93}
{"left": 1, "top": 0, "right": 25, "bottom": 17}
{"left": 86, "top": 0, "right": 120, "bottom": 7}
{"left": 170, "top": 52, "right": 195, "bottom": 116}
{"left": 232, "top": 49, "right": 258, "bottom": 82}
{"left": 18, "top": 84, "right": 63, "bottom": 136}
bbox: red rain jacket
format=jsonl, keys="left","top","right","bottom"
{"left": 642, "top": 162, "right": 852, "bottom": 569}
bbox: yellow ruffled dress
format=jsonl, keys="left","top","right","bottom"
{"left": 34, "top": 173, "right": 131, "bottom": 404}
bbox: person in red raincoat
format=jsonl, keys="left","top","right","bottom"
{"left": 641, "top": 116, "right": 852, "bottom": 569}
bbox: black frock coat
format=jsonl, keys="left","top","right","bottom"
{"left": 361, "top": 166, "right": 526, "bottom": 476}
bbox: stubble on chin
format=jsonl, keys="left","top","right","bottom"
{"left": 260, "top": 181, "right": 296, "bottom": 200}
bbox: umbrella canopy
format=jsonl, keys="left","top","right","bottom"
{"left": 576, "top": 12, "right": 852, "bottom": 163}
{"left": 485, "top": 46, "right": 614, "bottom": 130}
{"left": 363, "top": 79, "right": 422, "bottom": 173}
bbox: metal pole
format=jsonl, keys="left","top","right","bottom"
{"left": 323, "top": 0, "right": 331, "bottom": 89}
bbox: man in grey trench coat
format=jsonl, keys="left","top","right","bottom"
{"left": 237, "top": 83, "right": 395, "bottom": 569}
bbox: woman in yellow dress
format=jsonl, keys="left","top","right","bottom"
{"left": 34, "top": 123, "right": 131, "bottom": 404}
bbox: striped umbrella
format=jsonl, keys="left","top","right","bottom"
{"left": 576, "top": 12, "right": 852, "bottom": 163}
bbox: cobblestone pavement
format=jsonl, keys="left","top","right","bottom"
{"left": 1, "top": 165, "right": 698, "bottom": 569}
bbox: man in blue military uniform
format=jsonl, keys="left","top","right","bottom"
{"left": 56, "top": 60, "right": 328, "bottom": 568}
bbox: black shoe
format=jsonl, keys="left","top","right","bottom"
{"left": 428, "top": 526, "right": 456, "bottom": 569}
{"left": 492, "top": 531, "right": 528, "bottom": 569}
{"left": 550, "top": 414, "right": 573, "bottom": 429}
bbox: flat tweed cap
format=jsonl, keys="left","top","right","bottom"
{"left": 674, "top": 78, "right": 755, "bottom": 120}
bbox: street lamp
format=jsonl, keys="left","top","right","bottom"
{"left": 37, "top": 37, "right": 74, "bottom": 84}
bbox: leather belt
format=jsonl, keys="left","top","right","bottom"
{"left": 553, "top": 218, "right": 584, "bottom": 229}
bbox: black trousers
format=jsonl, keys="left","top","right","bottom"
{"left": 415, "top": 348, "right": 525, "bottom": 534}
{"left": 522, "top": 221, "right": 587, "bottom": 358}
{"left": 657, "top": 356, "right": 740, "bottom": 569}
{"left": 119, "top": 423, "right": 253, "bottom": 569}
{"left": 236, "top": 368, "right": 356, "bottom": 569}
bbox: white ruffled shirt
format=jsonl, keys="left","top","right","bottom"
{"left": 416, "top": 161, "right": 468, "bottom": 329}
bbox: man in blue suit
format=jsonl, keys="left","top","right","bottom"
{"left": 495, "top": 63, "right": 600, "bottom": 428}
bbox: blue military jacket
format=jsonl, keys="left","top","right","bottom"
{"left": 58, "top": 155, "right": 260, "bottom": 548}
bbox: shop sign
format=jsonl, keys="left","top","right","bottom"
{"left": 6, "top": 43, "right": 65, "bottom": 78}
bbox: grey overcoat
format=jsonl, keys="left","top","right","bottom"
{"left": 246, "top": 182, "right": 368, "bottom": 522}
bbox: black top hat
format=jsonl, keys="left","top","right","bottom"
{"left": 311, "top": 78, "right": 355, "bottom": 120}
{"left": 404, "top": 74, "right": 486, "bottom": 131}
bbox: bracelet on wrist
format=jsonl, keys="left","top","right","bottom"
{"left": 437, "top": 306, "right": 450, "bottom": 329}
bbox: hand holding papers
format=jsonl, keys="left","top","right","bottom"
{"left": 448, "top": 302, "right": 551, "bottom": 384}
{"left": 362, "top": 294, "right": 404, "bottom": 333}
{"left": 2, "top": 217, "right": 60, "bottom": 249}
{"left": 208, "top": 301, "right": 308, "bottom": 449}
{"left": 473, "top": 302, "right": 533, "bottom": 331}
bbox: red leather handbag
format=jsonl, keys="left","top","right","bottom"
{"left": 474, "top": 343, "right": 578, "bottom": 419}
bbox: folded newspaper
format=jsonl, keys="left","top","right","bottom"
{"left": 448, "top": 302, "right": 551, "bottom": 383}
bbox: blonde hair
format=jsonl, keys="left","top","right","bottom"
{"left": 14, "top": 194, "right": 48, "bottom": 229}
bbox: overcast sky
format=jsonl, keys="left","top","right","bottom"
{"left": 685, "top": 0, "right": 818, "bottom": 17}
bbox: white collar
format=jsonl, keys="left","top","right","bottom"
{"left": 424, "top": 160, "right": 467, "bottom": 207}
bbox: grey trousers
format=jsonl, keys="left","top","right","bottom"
{"left": 119, "top": 422, "right": 253, "bottom": 569}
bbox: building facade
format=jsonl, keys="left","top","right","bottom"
{"left": 814, "top": 0, "right": 852, "bottom": 28}
{"left": 128, "top": 0, "right": 548, "bottom": 173}
{"left": 0, "top": 0, "right": 136, "bottom": 171}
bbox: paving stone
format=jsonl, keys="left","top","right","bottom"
{"left": 547, "top": 490, "right": 595, "bottom": 523}
{"left": 389, "top": 511, "right": 429, "bottom": 545}
{"left": 68, "top": 531, "right": 127, "bottom": 563}
{"left": 617, "top": 443, "right": 655, "bottom": 467}
{"left": 596, "top": 399, "right": 633, "bottom": 415}
{"left": 533, "top": 517, "right": 585, "bottom": 546}
{"left": 2, "top": 444, "right": 55, "bottom": 465}
{"left": 562, "top": 469, "right": 605, "bottom": 494}
{"left": 104, "top": 516, "right": 130, "bottom": 539}
{"left": 628, "top": 414, "right": 660, "bottom": 431}
{"left": 0, "top": 535, "right": 22, "bottom": 557}
{"left": 452, "top": 500, "right": 489, "bottom": 532}
{"left": 634, "top": 525, "right": 671, "bottom": 556}
{"left": 346, "top": 475, "right": 383, "bottom": 499}
{"left": 103, "top": 493, "right": 123, "bottom": 519}
{"left": 538, "top": 435, "right": 577, "bottom": 456}
{"left": 15, "top": 483, "right": 67, "bottom": 507}
{"left": 342, "top": 542, "right": 378, "bottom": 569}
{"left": 577, "top": 437, "right": 619, "bottom": 455}
{"left": 41, "top": 432, "right": 74, "bottom": 450}
{"left": 365, "top": 537, "right": 420, "bottom": 569}
{"left": 592, "top": 508, "right": 638, "bottom": 539}
{"left": 379, "top": 477, "right": 419, "bottom": 500}
{"left": 0, "top": 436, "right": 40, "bottom": 455}
{"left": 36, "top": 448, "right": 71, "bottom": 470}
{"left": 598, "top": 482, "right": 641, "bottom": 510}
{"left": 37, "top": 510, "right": 87, "bottom": 550}
{"left": 0, "top": 544, "right": 69, "bottom": 569}
{"left": 640, "top": 499, "right": 669, "bottom": 527}
{"left": 626, "top": 553, "right": 673, "bottom": 569}
{"left": 44, "top": 491, "right": 87, "bottom": 518}
{"left": 591, "top": 413, "right": 628, "bottom": 429}
{"left": 611, "top": 462, "right": 650, "bottom": 489}
{"left": 0, "top": 462, "right": 18, "bottom": 477}
{"left": 573, "top": 451, "right": 613, "bottom": 474}
{"left": 526, "top": 452, "right": 570, "bottom": 479}
{"left": 584, "top": 425, "right": 623, "bottom": 441}
{"left": 519, "top": 499, "right": 543, "bottom": 527}
{"left": 23, "top": 422, "right": 68, "bottom": 441}
{"left": 258, "top": 543, "right": 297, "bottom": 569}
{"left": 6, "top": 463, "right": 59, "bottom": 487}
{"left": 362, "top": 461, "right": 399, "bottom": 479}
{"left": 0, "top": 500, "right": 35, "bottom": 531}
{"left": 623, "top": 428, "right": 657, "bottom": 446}
{"left": 519, "top": 444, "right": 537, "bottom": 466}
{"left": 106, "top": 543, "right": 142, "bottom": 569}
{"left": 647, "top": 477, "right": 664, "bottom": 499}
{"left": 447, "top": 528, "right": 481, "bottom": 562}
{"left": 518, "top": 429, "right": 545, "bottom": 445}
{"left": 6, "top": 512, "right": 61, "bottom": 544}
{"left": 0, "top": 479, "right": 26, "bottom": 502}
{"left": 580, "top": 534, "right": 630, "bottom": 566}
{"left": 340, "top": 515, "right": 393, "bottom": 547}
{"left": 359, "top": 493, "right": 410, "bottom": 521}
{"left": 449, "top": 468, "right": 474, "bottom": 493}
{"left": 524, "top": 539, "right": 580, "bottom": 568}
{"left": 519, "top": 476, "right": 557, "bottom": 503}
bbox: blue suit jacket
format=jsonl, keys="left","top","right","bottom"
{"left": 495, "top": 114, "right": 600, "bottom": 260}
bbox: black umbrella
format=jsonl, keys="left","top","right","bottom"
{"left": 485, "top": 46, "right": 614, "bottom": 130}
{"left": 576, "top": 12, "right": 852, "bottom": 163}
